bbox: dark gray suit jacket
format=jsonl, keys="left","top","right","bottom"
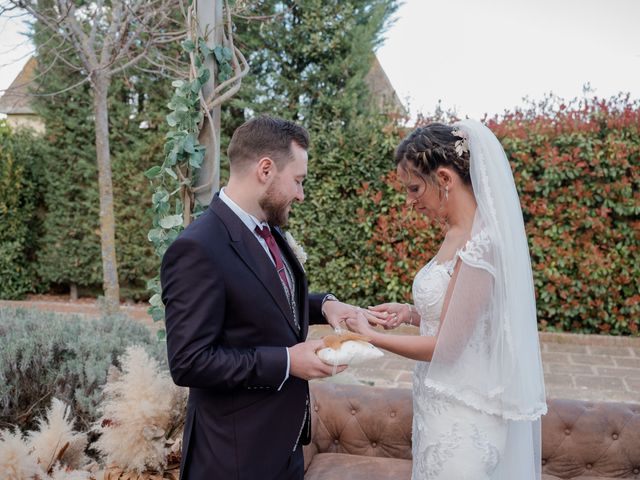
{"left": 161, "top": 195, "right": 326, "bottom": 480}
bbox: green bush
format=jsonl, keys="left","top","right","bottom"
{"left": 0, "top": 308, "right": 166, "bottom": 431}
{"left": 358, "top": 95, "right": 640, "bottom": 335}
{"left": 0, "top": 121, "right": 45, "bottom": 299}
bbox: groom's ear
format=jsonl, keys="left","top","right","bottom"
{"left": 256, "top": 156, "right": 276, "bottom": 184}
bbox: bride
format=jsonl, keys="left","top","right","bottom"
{"left": 346, "top": 120, "right": 548, "bottom": 479}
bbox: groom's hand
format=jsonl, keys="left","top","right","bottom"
{"left": 289, "top": 339, "right": 347, "bottom": 380}
{"left": 321, "top": 300, "right": 360, "bottom": 330}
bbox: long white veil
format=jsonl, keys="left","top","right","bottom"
{"left": 424, "top": 120, "right": 547, "bottom": 478}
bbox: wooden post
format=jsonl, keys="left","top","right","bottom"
{"left": 195, "top": 0, "right": 223, "bottom": 207}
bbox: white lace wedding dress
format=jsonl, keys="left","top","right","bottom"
{"left": 411, "top": 248, "right": 508, "bottom": 480}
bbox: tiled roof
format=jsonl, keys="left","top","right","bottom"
{"left": 0, "top": 56, "right": 37, "bottom": 115}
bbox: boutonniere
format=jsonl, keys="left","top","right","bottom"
{"left": 284, "top": 231, "right": 307, "bottom": 267}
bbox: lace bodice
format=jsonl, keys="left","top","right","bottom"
{"left": 412, "top": 257, "right": 456, "bottom": 336}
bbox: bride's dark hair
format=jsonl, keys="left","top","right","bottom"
{"left": 395, "top": 123, "right": 471, "bottom": 186}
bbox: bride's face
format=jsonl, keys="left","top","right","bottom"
{"left": 397, "top": 165, "right": 446, "bottom": 220}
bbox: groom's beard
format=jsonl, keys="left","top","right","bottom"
{"left": 259, "top": 183, "right": 291, "bottom": 226}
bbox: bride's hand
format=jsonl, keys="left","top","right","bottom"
{"left": 346, "top": 310, "right": 376, "bottom": 336}
{"left": 367, "top": 302, "right": 411, "bottom": 329}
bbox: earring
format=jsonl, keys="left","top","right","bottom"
{"left": 445, "top": 187, "right": 449, "bottom": 201}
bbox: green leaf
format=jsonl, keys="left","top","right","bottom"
{"left": 144, "top": 165, "right": 163, "bottom": 179}
{"left": 159, "top": 214, "right": 183, "bottom": 229}
{"left": 149, "top": 293, "right": 163, "bottom": 308}
{"left": 157, "top": 329, "right": 167, "bottom": 340}
{"left": 166, "top": 112, "right": 178, "bottom": 127}
{"left": 189, "top": 148, "right": 205, "bottom": 168}
{"left": 165, "top": 167, "right": 178, "bottom": 180}
{"left": 183, "top": 133, "right": 196, "bottom": 154}
{"left": 181, "top": 39, "right": 196, "bottom": 53}
{"left": 152, "top": 189, "right": 170, "bottom": 205}
{"left": 147, "top": 228, "right": 166, "bottom": 243}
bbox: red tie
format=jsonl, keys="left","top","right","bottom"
{"left": 255, "top": 226, "right": 291, "bottom": 292}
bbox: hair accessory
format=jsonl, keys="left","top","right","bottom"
{"left": 451, "top": 128, "right": 469, "bottom": 157}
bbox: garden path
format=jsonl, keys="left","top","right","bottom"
{"left": 2, "top": 297, "right": 639, "bottom": 404}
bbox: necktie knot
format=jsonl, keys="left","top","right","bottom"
{"left": 255, "top": 225, "right": 272, "bottom": 240}
{"left": 255, "top": 225, "right": 291, "bottom": 292}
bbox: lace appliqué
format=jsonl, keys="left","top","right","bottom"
{"left": 458, "top": 229, "right": 495, "bottom": 276}
{"left": 412, "top": 422, "right": 462, "bottom": 480}
{"left": 471, "top": 424, "right": 502, "bottom": 475}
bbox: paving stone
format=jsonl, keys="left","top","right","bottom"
{"left": 574, "top": 375, "right": 625, "bottom": 390}
{"left": 614, "top": 357, "right": 640, "bottom": 369}
{"left": 596, "top": 367, "right": 640, "bottom": 378}
{"left": 544, "top": 343, "right": 589, "bottom": 354}
{"left": 541, "top": 352, "right": 571, "bottom": 364}
{"left": 569, "top": 354, "right": 615, "bottom": 366}
{"left": 624, "top": 377, "right": 640, "bottom": 393}
{"left": 544, "top": 374, "right": 575, "bottom": 387}
{"left": 395, "top": 371, "right": 414, "bottom": 383}
{"left": 546, "top": 363, "right": 595, "bottom": 375}
{"left": 588, "top": 346, "right": 634, "bottom": 357}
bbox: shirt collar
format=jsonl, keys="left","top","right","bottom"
{"left": 219, "top": 188, "right": 269, "bottom": 233}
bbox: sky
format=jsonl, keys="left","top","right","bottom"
{"left": 1, "top": 0, "right": 640, "bottom": 119}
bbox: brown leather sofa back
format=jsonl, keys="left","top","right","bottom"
{"left": 541, "top": 398, "right": 640, "bottom": 479}
{"left": 307, "top": 382, "right": 640, "bottom": 479}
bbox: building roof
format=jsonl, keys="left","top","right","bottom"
{"left": 364, "top": 55, "right": 405, "bottom": 114}
{"left": 0, "top": 57, "right": 37, "bottom": 115}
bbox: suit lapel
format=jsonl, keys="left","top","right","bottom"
{"left": 210, "top": 197, "right": 300, "bottom": 337}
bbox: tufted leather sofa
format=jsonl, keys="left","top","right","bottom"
{"left": 304, "top": 382, "right": 640, "bottom": 479}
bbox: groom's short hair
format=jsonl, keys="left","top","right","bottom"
{"left": 228, "top": 115, "right": 309, "bottom": 171}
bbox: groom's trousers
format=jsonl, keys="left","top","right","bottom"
{"left": 275, "top": 445, "right": 304, "bottom": 480}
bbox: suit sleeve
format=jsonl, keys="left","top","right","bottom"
{"left": 308, "top": 292, "right": 329, "bottom": 325}
{"left": 161, "top": 237, "right": 287, "bottom": 390}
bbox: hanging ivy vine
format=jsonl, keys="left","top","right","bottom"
{"left": 145, "top": 0, "right": 248, "bottom": 339}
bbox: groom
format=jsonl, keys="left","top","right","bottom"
{"left": 161, "top": 115, "right": 354, "bottom": 480}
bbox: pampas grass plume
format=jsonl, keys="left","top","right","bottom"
{"left": 27, "top": 398, "right": 89, "bottom": 471}
{"left": 94, "top": 345, "right": 186, "bottom": 473}
{"left": 0, "top": 428, "right": 46, "bottom": 479}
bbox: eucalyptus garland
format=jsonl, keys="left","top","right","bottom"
{"left": 144, "top": 3, "right": 242, "bottom": 338}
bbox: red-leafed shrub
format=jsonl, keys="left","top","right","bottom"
{"left": 358, "top": 95, "right": 639, "bottom": 335}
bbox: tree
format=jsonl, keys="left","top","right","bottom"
{"left": 1, "top": 0, "right": 186, "bottom": 312}
{"left": 223, "top": 0, "right": 401, "bottom": 302}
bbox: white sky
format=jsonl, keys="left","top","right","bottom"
{"left": 2, "top": 0, "right": 640, "bottom": 119}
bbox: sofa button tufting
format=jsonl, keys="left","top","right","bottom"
{"left": 371, "top": 442, "right": 377, "bottom": 448}
{"left": 541, "top": 459, "right": 547, "bottom": 466}
{"left": 314, "top": 406, "right": 319, "bottom": 412}
{"left": 333, "top": 439, "right": 339, "bottom": 445}
{"left": 564, "top": 428, "right": 571, "bottom": 435}
{"left": 612, "top": 433, "right": 619, "bottom": 440}
{"left": 586, "top": 464, "right": 592, "bottom": 469}
{"left": 351, "top": 409, "right": 356, "bottom": 415}
{"left": 634, "top": 468, "right": 639, "bottom": 474}
{"left": 390, "top": 411, "right": 396, "bottom": 418}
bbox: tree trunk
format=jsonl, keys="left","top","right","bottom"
{"left": 91, "top": 72, "right": 120, "bottom": 314}
{"left": 195, "top": 0, "right": 223, "bottom": 207}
